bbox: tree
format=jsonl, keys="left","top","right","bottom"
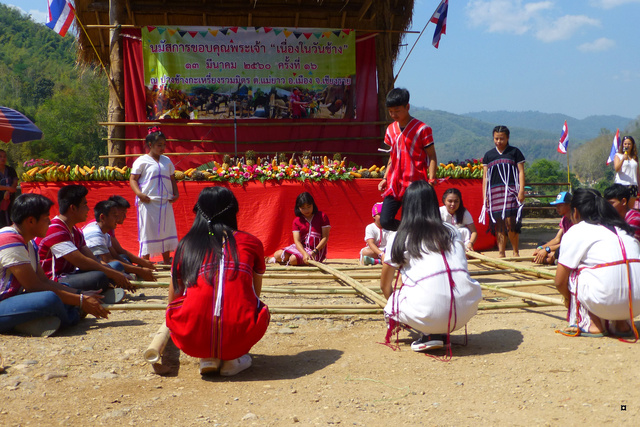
{"left": 525, "top": 159, "right": 565, "bottom": 184}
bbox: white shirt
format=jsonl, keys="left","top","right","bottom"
{"left": 614, "top": 153, "right": 638, "bottom": 186}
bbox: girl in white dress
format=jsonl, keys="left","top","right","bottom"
{"left": 129, "top": 127, "right": 179, "bottom": 264}
{"left": 380, "top": 180, "right": 482, "bottom": 353}
{"left": 613, "top": 135, "right": 639, "bottom": 208}
{"left": 555, "top": 188, "right": 640, "bottom": 339}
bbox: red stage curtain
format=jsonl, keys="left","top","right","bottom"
{"left": 22, "top": 179, "right": 495, "bottom": 259}
{"left": 122, "top": 29, "right": 383, "bottom": 170}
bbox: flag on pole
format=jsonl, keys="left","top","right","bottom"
{"left": 606, "top": 129, "right": 621, "bottom": 165}
{"left": 46, "top": 0, "right": 75, "bottom": 37}
{"left": 430, "top": 0, "right": 448, "bottom": 48}
{"left": 557, "top": 120, "right": 569, "bottom": 154}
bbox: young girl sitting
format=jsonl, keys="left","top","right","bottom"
{"left": 381, "top": 180, "right": 482, "bottom": 353}
{"left": 270, "top": 192, "right": 330, "bottom": 265}
{"left": 360, "top": 202, "right": 390, "bottom": 265}
{"left": 439, "top": 188, "right": 478, "bottom": 252}
{"left": 166, "top": 187, "right": 270, "bottom": 376}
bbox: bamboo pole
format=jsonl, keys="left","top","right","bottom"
{"left": 143, "top": 322, "right": 171, "bottom": 364}
{"left": 308, "top": 260, "right": 388, "bottom": 308}
{"left": 467, "top": 251, "right": 555, "bottom": 279}
{"left": 481, "top": 279, "right": 555, "bottom": 288}
{"left": 478, "top": 301, "right": 555, "bottom": 310}
{"left": 266, "top": 265, "right": 382, "bottom": 272}
{"left": 480, "top": 284, "right": 563, "bottom": 306}
{"left": 263, "top": 269, "right": 517, "bottom": 280}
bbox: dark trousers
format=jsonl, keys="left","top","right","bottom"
{"left": 380, "top": 196, "right": 402, "bottom": 231}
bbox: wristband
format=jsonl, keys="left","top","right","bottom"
{"left": 537, "top": 246, "right": 543, "bottom": 250}
{"left": 79, "top": 293, "right": 84, "bottom": 308}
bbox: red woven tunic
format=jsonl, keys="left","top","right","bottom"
{"left": 166, "top": 231, "right": 270, "bottom": 360}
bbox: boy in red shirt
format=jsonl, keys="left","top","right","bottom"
{"left": 378, "top": 88, "right": 437, "bottom": 231}
{"left": 604, "top": 184, "right": 640, "bottom": 240}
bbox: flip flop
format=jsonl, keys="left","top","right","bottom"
{"left": 564, "top": 326, "right": 608, "bottom": 338}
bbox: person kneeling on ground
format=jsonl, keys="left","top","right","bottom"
{"left": 532, "top": 191, "right": 573, "bottom": 265}
{"left": 555, "top": 189, "right": 640, "bottom": 338}
{"left": 106, "top": 195, "right": 156, "bottom": 270}
{"left": 82, "top": 200, "right": 156, "bottom": 281}
{"left": 166, "top": 187, "right": 270, "bottom": 376}
{"left": 35, "top": 185, "right": 135, "bottom": 304}
{"left": 0, "top": 194, "right": 109, "bottom": 337}
{"left": 603, "top": 184, "right": 640, "bottom": 240}
{"left": 380, "top": 180, "right": 482, "bottom": 353}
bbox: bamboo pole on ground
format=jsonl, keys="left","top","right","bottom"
{"left": 480, "top": 284, "right": 563, "bottom": 306}
{"left": 143, "top": 322, "right": 171, "bottom": 364}
{"left": 308, "top": 260, "right": 388, "bottom": 307}
{"left": 467, "top": 251, "right": 555, "bottom": 279}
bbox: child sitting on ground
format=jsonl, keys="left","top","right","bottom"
{"left": 360, "top": 202, "right": 390, "bottom": 265}
{"left": 532, "top": 191, "right": 573, "bottom": 265}
{"left": 269, "top": 192, "right": 330, "bottom": 265}
{"left": 604, "top": 184, "right": 640, "bottom": 240}
{"left": 439, "top": 188, "right": 477, "bottom": 252}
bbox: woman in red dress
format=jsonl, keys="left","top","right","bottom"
{"left": 166, "top": 187, "right": 270, "bottom": 376}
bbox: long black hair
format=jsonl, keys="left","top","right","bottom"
{"left": 171, "top": 187, "right": 240, "bottom": 291}
{"left": 294, "top": 192, "right": 319, "bottom": 218}
{"left": 571, "top": 188, "right": 634, "bottom": 235}
{"left": 391, "top": 180, "right": 454, "bottom": 265}
{"left": 442, "top": 187, "right": 468, "bottom": 224}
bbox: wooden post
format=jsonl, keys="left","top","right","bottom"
{"left": 108, "top": 0, "right": 126, "bottom": 167}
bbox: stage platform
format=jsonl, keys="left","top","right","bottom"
{"left": 22, "top": 179, "right": 494, "bottom": 259}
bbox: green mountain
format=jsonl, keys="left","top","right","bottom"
{"left": 411, "top": 108, "right": 634, "bottom": 164}
{"left": 464, "top": 110, "right": 631, "bottom": 142}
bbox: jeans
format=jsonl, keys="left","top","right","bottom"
{"left": 58, "top": 261, "right": 125, "bottom": 292}
{"left": 0, "top": 291, "right": 80, "bottom": 333}
{"left": 380, "top": 196, "right": 402, "bottom": 231}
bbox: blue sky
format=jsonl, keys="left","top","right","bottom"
{"left": 5, "top": 0, "right": 640, "bottom": 120}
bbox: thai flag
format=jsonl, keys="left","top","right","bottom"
{"left": 46, "top": 0, "right": 75, "bottom": 37}
{"left": 557, "top": 120, "right": 569, "bottom": 154}
{"left": 606, "top": 129, "right": 621, "bottom": 165}
{"left": 430, "top": 0, "right": 448, "bottom": 48}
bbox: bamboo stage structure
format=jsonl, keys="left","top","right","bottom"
{"left": 143, "top": 322, "right": 171, "bottom": 364}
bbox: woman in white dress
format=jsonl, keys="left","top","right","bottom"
{"left": 129, "top": 127, "right": 179, "bottom": 264}
{"left": 613, "top": 136, "right": 639, "bottom": 207}
{"left": 380, "top": 180, "right": 482, "bottom": 353}
{"left": 555, "top": 188, "right": 640, "bottom": 339}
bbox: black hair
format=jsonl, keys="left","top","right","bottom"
{"left": 171, "top": 187, "right": 240, "bottom": 291}
{"left": 571, "top": 188, "right": 634, "bottom": 235}
{"left": 603, "top": 184, "right": 631, "bottom": 203}
{"left": 145, "top": 128, "right": 166, "bottom": 148}
{"left": 391, "top": 180, "right": 454, "bottom": 265}
{"left": 94, "top": 200, "right": 118, "bottom": 222}
{"left": 493, "top": 125, "right": 510, "bottom": 137}
{"left": 294, "top": 192, "right": 319, "bottom": 218}
{"left": 442, "top": 188, "right": 468, "bottom": 224}
{"left": 58, "top": 185, "right": 88, "bottom": 214}
{"left": 11, "top": 194, "right": 54, "bottom": 225}
{"left": 385, "top": 88, "right": 410, "bottom": 108}
{"left": 108, "top": 195, "right": 131, "bottom": 209}
{"left": 619, "top": 135, "right": 638, "bottom": 160}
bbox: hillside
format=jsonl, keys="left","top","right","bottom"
{"left": 463, "top": 110, "right": 632, "bottom": 142}
{"left": 411, "top": 108, "right": 561, "bottom": 163}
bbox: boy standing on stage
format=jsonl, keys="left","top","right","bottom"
{"left": 378, "top": 88, "right": 437, "bottom": 231}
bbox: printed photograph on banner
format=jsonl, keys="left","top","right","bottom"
{"left": 142, "top": 26, "right": 356, "bottom": 120}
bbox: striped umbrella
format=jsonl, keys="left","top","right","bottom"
{"left": 0, "top": 106, "right": 43, "bottom": 143}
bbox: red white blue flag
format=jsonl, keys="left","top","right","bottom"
{"left": 430, "top": 0, "right": 448, "bottom": 48}
{"left": 557, "top": 120, "right": 569, "bottom": 154}
{"left": 46, "top": 0, "right": 75, "bottom": 37}
{"left": 606, "top": 129, "right": 621, "bottom": 165}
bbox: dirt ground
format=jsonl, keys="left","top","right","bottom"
{"left": 1, "top": 224, "right": 639, "bottom": 426}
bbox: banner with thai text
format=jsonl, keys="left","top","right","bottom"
{"left": 142, "top": 26, "right": 356, "bottom": 120}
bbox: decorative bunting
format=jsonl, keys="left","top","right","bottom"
{"left": 209, "top": 29, "right": 218, "bottom": 36}
{"left": 147, "top": 26, "right": 156, "bottom": 32}
{"left": 188, "top": 31, "right": 198, "bottom": 38}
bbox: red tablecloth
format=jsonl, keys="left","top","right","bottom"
{"left": 21, "top": 179, "right": 494, "bottom": 259}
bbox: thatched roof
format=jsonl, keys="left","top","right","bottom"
{"left": 72, "top": 0, "right": 415, "bottom": 67}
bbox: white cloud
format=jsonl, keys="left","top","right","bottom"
{"left": 590, "top": 0, "right": 640, "bottom": 9}
{"left": 5, "top": 4, "right": 48, "bottom": 23}
{"left": 536, "top": 15, "right": 600, "bottom": 42}
{"left": 577, "top": 37, "right": 616, "bottom": 52}
{"left": 612, "top": 69, "right": 640, "bottom": 82}
{"left": 466, "top": 0, "right": 554, "bottom": 35}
